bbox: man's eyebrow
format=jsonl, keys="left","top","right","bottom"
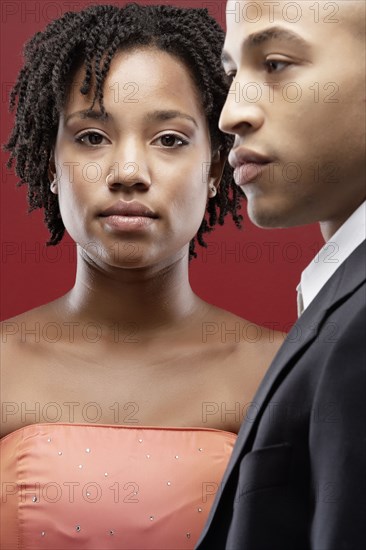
{"left": 221, "top": 26, "right": 311, "bottom": 65}
{"left": 145, "top": 110, "right": 198, "bottom": 128}
{"left": 247, "top": 26, "right": 311, "bottom": 48}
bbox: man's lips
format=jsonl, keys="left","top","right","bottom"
{"left": 228, "top": 148, "right": 273, "bottom": 186}
{"left": 234, "top": 163, "right": 272, "bottom": 187}
{"left": 228, "top": 147, "right": 273, "bottom": 168}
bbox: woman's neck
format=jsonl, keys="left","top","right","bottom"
{"left": 61, "top": 247, "right": 203, "bottom": 332}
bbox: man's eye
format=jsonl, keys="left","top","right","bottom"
{"left": 76, "top": 132, "right": 108, "bottom": 146}
{"left": 264, "top": 60, "right": 290, "bottom": 74}
{"left": 155, "top": 134, "right": 189, "bottom": 148}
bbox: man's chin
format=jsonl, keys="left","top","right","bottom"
{"left": 246, "top": 203, "right": 294, "bottom": 229}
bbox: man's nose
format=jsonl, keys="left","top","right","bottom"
{"left": 219, "top": 78, "right": 265, "bottom": 137}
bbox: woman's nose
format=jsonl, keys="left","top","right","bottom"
{"left": 105, "top": 143, "right": 152, "bottom": 190}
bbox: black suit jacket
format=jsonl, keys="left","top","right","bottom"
{"left": 196, "top": 241, "right": 366, "bottom": 550}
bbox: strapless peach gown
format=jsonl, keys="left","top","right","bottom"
{"left": 0, "top": 423, "right": 236, "bottom": 549}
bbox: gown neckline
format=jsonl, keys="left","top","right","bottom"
{"left": 1, "top": 422, "right": 238, "bottom": 442}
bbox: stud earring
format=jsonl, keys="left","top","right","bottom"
{"left": 209, "top": 184, "right": 217, "bottom": 198}
{"left": 50, "top": 178, "right": 58, "bottom": 193}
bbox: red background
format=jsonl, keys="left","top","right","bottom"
{"left": 0, "top": 0, "right": 322, "bottom": 329}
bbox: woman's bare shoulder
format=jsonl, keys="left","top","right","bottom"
{"left": 1, "top": 299, "right": 64, "bottom": 343}
{"left": 0, "top": 299, "right": 67, "bottom": 376}
{"left": 196, "top": 303, "right": 286, "bottom": 433}
{"left": 201, "top": 303, "right": 285, "bottom": 381}
{"left": 200, "top": 302, "right": 285, "bottom": 350}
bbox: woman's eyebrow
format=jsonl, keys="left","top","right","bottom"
{"left": 63, "top": 110, "right": 108, "bottom": 125}
{"left": 145, "top": 110, "right": 198, "bottom": 128}
{"left": 63, "top": 109, "right": 198, "bottom": 128}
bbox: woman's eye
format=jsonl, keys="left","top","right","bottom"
{"left": 264, "top": 60, "right": 290, "bottom": 74}
{"left": 76, "top": 132, "right": 108, "bottom": 146}
{"left": 155, "top": 134, "right": 189, "bottom": 148}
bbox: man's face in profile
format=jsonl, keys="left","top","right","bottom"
{"left": 220, "top": 1, "right": 365, "bottom": 233}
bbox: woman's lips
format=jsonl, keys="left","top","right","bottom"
{"left": 100, "top": 215, "right": 157, "bottom": 231}
{"left": 99, "top": 200, "right": 158, "bottom": 231}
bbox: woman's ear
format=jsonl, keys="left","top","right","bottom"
{"left": 48, "top": 151, "right": 58, "bottom": 194}
{"left": 208, "top": 148, "right": 226, "bottom": 198}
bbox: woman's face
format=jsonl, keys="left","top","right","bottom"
{"left": 53, "top": 47, "right": 217, "bottom": 269}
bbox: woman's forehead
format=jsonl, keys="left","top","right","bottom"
{"left": 63, "top": 47, "right": 206, "bottom": 123}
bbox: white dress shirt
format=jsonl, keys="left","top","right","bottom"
{"left": 297, "top": 201, "right": 366, "bottom": 315}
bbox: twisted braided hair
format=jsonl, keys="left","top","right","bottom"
{"left": 4, "top": 3, "right": 243, "bottom": 259}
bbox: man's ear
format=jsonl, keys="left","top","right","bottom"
{"left": 208, "top": 148, "right": 226, "bottom": 198}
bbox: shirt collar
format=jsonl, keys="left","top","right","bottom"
{"left": 298, "top": 201, "right": 366, "bottom": 312}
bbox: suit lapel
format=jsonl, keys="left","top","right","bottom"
{"left": 200, "top": 241, "right": 366, "bottom": 540}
